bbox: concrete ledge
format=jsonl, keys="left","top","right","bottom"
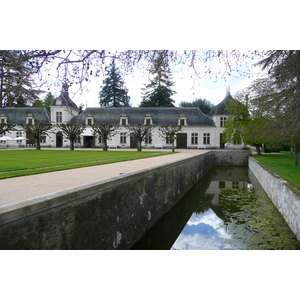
{"left": 249, "top": 157, "right": 300, "bottom": 241}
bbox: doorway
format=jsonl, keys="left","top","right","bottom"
{"left": 220, "top": 133, "right": 225, "bottom": 149}
{"left": 176, "top": 133, "right": 187, "bottom": 149}
{"left": 130, "top": 133, "right": 137, "bottom": 149}
{"left": 84, "top": 136, "right": 94, "bottom": 148}
{"left": 56, "top": 132, "right": 63, "bottom": 148}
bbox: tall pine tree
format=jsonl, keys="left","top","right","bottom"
{"left": 140, "top": 54, "right": 176, "bottom": 107}
{"left": 99, "top": 60, "right": 131, "bottom": 107}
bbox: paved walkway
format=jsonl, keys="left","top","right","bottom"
{"left": 0, "top": 149, "right": 209, "bottom": 207}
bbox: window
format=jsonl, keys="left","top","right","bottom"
{"left": 166, "top": 134, "right": 172, "bottom": 144}
{"left": 178, "top": 114, "right": 187, "bottom": 126}
{"left": 86, "top": 118, "right": 94, "bottom": 125}
{"left": 220, "top": 117, "right": 227, "bottom": 127}
{"left": 219, "top": 181, "right": 225, "bottom": 189}
{"left": 26, "top": 118, "right": 34, "bottom": 125}
{"left": 145, "top": 133, "right": 152, "bottom": 144}
{"left": 232, "top": 181, "right": 239, "bottom": 189}
{"left": 0, "top": 113, "right": 7, "bottom": 124}
{"left": 16, "top": 132, "right": 22, "bottom": 138}
{"left": 145, "top": 118, "right": 151, "bottom": 125}
{"left": 191, "top": 133, "right": 198, "bottom": 144}
{"left": 120, "top": 132, "right": 126, "bottom": 144}
{"left": 120, "top": 118, "right": 128, "bottom": 126}
{"left": 203, "top": 133, "right": 210, "bottom": 145}
{"left": 76, "top": 136, "right": 81, "bottom": 144}
{"left": 56, "top": 112, "right": 62, "bottom": 123}
{"left": 98, "top": 136, "right": 102, "bottom": 144}
{"left": 41, "top": 135, "right": 46, "bottom": 143}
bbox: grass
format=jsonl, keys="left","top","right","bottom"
{"left": 0, "top": 149, "right": 174, "bottom": 179}
{"left": 253, "top": 152, "right": 300, "bottom": 194}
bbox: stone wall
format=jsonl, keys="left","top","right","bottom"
{"left": 0, "top": 150, "right": 251, "bottom": 250}
{"left": 249, "top": 157, "right": 300, "bottom": 241}
{"left": 213, "top": 150, "right": 251, "bottom": 166}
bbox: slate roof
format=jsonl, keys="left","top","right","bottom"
{"left": 0, "top": 107, "right": 51, "bottom": 124}
{"left": 210, "top": 91, "right": 234, "bottom": 116}
{"left": 50, "top": 91, "right": 79, "bottom": 110}
{"left": 70, "top": 107, "right": 215, "bottom": 126}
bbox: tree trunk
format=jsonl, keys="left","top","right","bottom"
{"left": 36, "top": 138, "right": 41, "bottom": 150}
{"left": 70, "top": 140, "right": 75, "bottom": 150}
{"left": 172, "top": 141, "right": 175, "bottom": 152}
{"left": 103, "top": 138, "right": 108, "bottom": 151}
{"left": 137, "top": 139, "right": 142, "bottom": 151}
{"left": 255, "top": 144, "right": 261, "bottom": 155}
{"left": 294, "top": 143, "right": 299, "bottom": 166}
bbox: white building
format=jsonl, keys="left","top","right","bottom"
{"left": 0, "top": 86, "right": 241, "bottom": 150}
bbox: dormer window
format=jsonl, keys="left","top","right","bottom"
{"left": 0, "top": 114, "right": 7, "bottom": 124}
{"left": 178, "top": 114, "right": 187, "bottom": 126}
{"left": 86, "top": 116, "right": 94, "bottom": 125}
{"left": 144, "top": 114, "right": 153, "bottom": 125}
{"left": 26, "top": 114, "right": 35, "bottom": 125}
{"left": 120, "top": 114, "right": 128, "bottom": 126}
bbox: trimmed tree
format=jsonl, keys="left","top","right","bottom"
{"left": 0, "top": 123, "right": 15, "bottom": 135}
{"left": 125, "top": 124, "right": 155, "bottom": 151}
{"left": 19, "top": 122, "right": 52, "bottom": 150}
{"left": 158, "top": 125, "right": 181, "bottom": 152}
{"left": 91, "top": 123, "right": 120, "bottom": 151}
{"left": 56, "top": 123, "right": 86, "bottom": 150}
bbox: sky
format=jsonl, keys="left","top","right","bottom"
{"left": 61, "top": 56, "right": 266, "bottom": 109}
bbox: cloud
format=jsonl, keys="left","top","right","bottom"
{"left": 172, "top": 209, "right": 234, "bottom": 250}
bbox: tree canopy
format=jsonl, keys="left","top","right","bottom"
{"left": 125, "top": 124, "right": 155, "bottom": 151}
{"left": 0, "top": 50, "right": 43, "bottom": 107}
{"left": 56, "top": 123, "right": 86, "bottom": 150}
{"left": 179, "top": 98, "right": 214, "bottom": 115}
{"left": 140, "top": 53, "right": 176, "bottom": 107}
{"left": 256, "top": 51, "right": 300, "bottom": 164}
{"left": 19, "top": 122, "right": 53, "bottom": 150}
{"left": 1, "top": 50, "right": 268, "bottom": 101}
{"left": 91, "top": 123, "right": 120, "bottom": 151}
{"left": 99, "top": 60, "right": 131, "bottom": 107}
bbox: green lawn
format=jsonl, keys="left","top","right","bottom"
{"left": 0, "top": 150, "right": 174, "bottom": 179}
{"left": 253, "top": 152, "right": 300, "bottom": 194}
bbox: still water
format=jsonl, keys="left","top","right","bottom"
{"left": 132, "top": 167, "right": 300, "bottom": 250}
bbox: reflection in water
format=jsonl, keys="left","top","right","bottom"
{"left": 171, "top": 209, "right": 237, "bottom": 250}
{"left": 132, "top": 167, "right": 300, "bottom": 250}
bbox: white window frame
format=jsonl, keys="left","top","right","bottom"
{"left": 56, "top": 111, "right": 62, "bottom": 123}
{"left": 203, "top": 133, "right": 210, "bottom": 145}
{"left": 120, "top": 132, "right": 127, "bottom": 144}
{"left": 86, "top": 117, "right": 94, "bottom": 126}
{"left": 220, "top": 117, "right": 227, "bottom": 127}
{"left": 145, "top": 133, "right": 152, "bottom": 144}
{"left": 26, "top": 117, "right": 34, "bottom": 125}
{"left": 191, "top": 133, "right": 198, "bottom": 145}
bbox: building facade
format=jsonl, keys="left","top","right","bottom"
{"left": 0, "top": 86, "right": 239, "bottom": 149}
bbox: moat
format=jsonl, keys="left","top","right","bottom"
{"left": 132, "top": 167, "right": 300, "bottom": 250}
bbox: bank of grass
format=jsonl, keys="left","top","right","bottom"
{"left": 253, "top": 152, "right": 300, "bottom": 194}
{"left": 0, "top": 149, "right": 174, "bottom": 179}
